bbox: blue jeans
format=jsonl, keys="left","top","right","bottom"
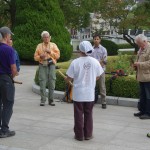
{"left": 0, "top": 75, "right": 15, "bottom": 132}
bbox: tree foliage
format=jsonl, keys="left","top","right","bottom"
{"left": 96, "top": 0, "right": 150, "bottom": 51}
{"left": 12, "top": 0, "right": 72, "bottom": 62}
{"left": 58, "top": 0, "right": 98, "bottom": 29}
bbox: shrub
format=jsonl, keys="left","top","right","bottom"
{"left": 13, "top": 0, "right": 72, "bottom": 62}
{"left": 105, "top": 75, "right": 139, "bottom": 98}
{"left": 34, "top": 68, "right": 139, "bottom": 99}
{"left": 101, "top": 39, "right": 118, "bottom": 56}
{"left": 106, "top": 55, "right": 136, "bottom": 75}
{"left": 34, "top": 55, "right": 139, "bottom": 98}
{"left": 35, "top": 56, "right": 139, "bottom": 98}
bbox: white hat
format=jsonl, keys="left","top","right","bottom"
{"left": 79, "top": 41, "right": 94, "bottom": 55}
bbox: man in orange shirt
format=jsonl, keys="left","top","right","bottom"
{"left": 34, "top": 31, "right": 60, "bottom": 106}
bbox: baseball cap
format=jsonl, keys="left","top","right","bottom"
{"left": 79, "top": 41, "right": 94, "bottom": 55}
{"left": 0, "top": 26, "right": 14, "bottom": 35}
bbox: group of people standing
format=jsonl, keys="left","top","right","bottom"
{"left": 0, "top": 26, "right": 150, "bottom": 140}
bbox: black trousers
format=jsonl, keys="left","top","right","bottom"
{"left": 0, "top": 75, "right": 15, "bottom": 132}
{"left": 139, "top": 82, "right": 150, "bottom": 115}
{"left": 73, "top": 101, "right": 94, "bottom": 139}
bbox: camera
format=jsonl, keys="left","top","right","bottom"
{"left": 48, "top": 58, "right": 53, "bottom": 65}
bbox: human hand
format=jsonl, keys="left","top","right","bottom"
{"left": 100, "top": 61, "right": 104, "bottom": 67}
{"left": 40, "top": 54, "right": 46, "bottom": 60}
{"left": 133, "top": 62, "right": 139, "bottom": 70}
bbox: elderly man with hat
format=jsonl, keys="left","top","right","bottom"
{"left": 34, "top": 31, "right": 60, "bottom": 106}
{"left": 65, "top": 41, "right": 104, "bottom": 141}
{"left": 0, "top": 26, "right": 18, "bottom": 138}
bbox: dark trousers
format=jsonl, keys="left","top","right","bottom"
{"left": 139, "top": 82, "right": 150, "bottom": 115}
{"left": 73, "top": 101, "right": 94, "bottom": 139}
{"left": 0, "top": 75, "right": 15, "bottom": 132}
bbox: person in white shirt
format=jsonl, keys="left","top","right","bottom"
{"left": 90, "top": 34, "right": 107, "bottom": 109}
{"left": 65, "top": 41, "right": 103, "bottom": 141}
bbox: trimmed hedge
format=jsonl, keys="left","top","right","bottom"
{"left": 101, "top": 39, "right": 118, "bottom": 56}
{"left": 34, "top": 68, "right": 139, "bottom": 99}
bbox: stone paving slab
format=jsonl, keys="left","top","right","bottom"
{"left": 0, "top": 66, "right": 150, "bottom": 150}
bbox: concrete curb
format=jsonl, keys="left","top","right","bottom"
{"left": 32, "top": 83, "right": 138, "bottom": 108}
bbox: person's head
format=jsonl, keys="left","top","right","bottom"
{"left": 0, "top": 26, "right": 14, "bottom": 44}
{"left": 41, "top": 31, "right": 51, "bottom": 44}
{"left": 93, "top": 34, "right": 101, "bottom": 46}
{"left": 135, "top": 34, "right": 148, "bottom": 49}
{"left": 7, "top": 38, "right": 13, "bottom": 47}
{"left": 79, "top": 41, "right": 94, "bottom": 56}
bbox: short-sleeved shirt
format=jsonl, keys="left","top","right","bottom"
{"left": 0, "top": 43, "right": 15, "bottom": 75}
{"left": 66, "top": 56, "right": 104, "bottom": 102}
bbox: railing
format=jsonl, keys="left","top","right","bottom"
{"left": 71, "top": 29, "right": 150, "bottom": 40}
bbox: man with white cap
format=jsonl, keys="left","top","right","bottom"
{"left": 0, "top": 26, "right": 17, "bottom": 138}
{"left": 65, "top": 41, "right": 103, "bottom": 141}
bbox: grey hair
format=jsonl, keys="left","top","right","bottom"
{"left": 135, "top": 34, "right": 148, "bottom": 43}
{"left": 41, "top": 31, "right": 50, "bottom": 37}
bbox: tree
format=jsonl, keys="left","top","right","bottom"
{"left": 95, "top": 0, "right": 150, "bottom": 52}
{"left": 58, "top": 0, "right": 98, "bottom": 29}
{"left": 0, "top": 0, "right": 16, "bottom": 27}
{"left": 12, "top": 0, "right": 72, "bottom": 62}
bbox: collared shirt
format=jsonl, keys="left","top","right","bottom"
{"left": 0, "top": 43, "right": 15, "bottom": 75}
{"left": 90, "top": 44, "right": 107, "bottom": 70}
{"left": 34, "top": 42, "right": 60, "bottom": 64}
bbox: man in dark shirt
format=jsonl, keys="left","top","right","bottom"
{"left": 0, "top": 26, "right": 17, "bottom": 138}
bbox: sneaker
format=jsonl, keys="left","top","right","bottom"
{"left": 102, "top": 104, "right": 107, "bottom": 109}
{"left": 0, "top": 130, "right": 15, "bottom": 138}
{"left": 85, "top": 136, "right": 93, "bottom": 140}
{"left": 140, "top": 114, "right": 150, "bottom": 119}
{"left": 49, "top": 102, "right": 55, "bottom": 106}
{"left": 134, "top": 112, "right": 143, "bottom": 117}
{"left": 40, "top": 102, "right": 45, "bottom": 106}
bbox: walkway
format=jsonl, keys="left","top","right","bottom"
{"left": 0, "top": 65, "right": 150, "bottom": 150}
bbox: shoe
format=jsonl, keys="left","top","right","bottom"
{"left": 85, "top": 136, "right": 93, "bottom": 140}
{"left": 0, "top": 130, "right": 15, "bottom": 138}
{"left": 139, "top": 114, "right": 150, "bottom": 119}
{"left": 134, "top": 112, "right": 143, "bottom": 117}
{"left": 49, "top": 102, "right": 55, "bottom": 106}
{"left": 102, "top": 104, "right": 107, "bottom": 109}
{"left": 40, "top": 102, "right": 45, "bottom": 106}
{"left": 74, "top": 136, "right": 83, "bottom": 141}
{"left": 147, "top": 133, "right": 150, "bottom": 138}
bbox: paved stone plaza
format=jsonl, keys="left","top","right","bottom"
{"left": 0, "top": 66, "right": 150, "bottom": 150}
